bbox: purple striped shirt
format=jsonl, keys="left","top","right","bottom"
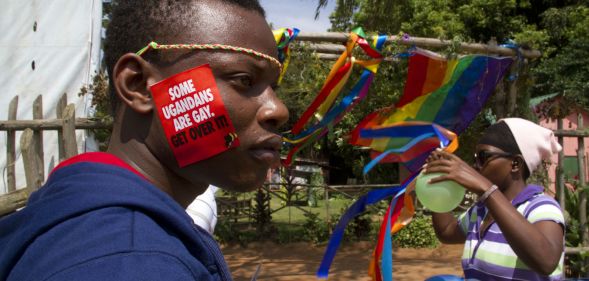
{"left": 458, "top": 185, "right": 565, "bottom": 281}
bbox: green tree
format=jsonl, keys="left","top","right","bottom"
{"left": 532, "top": 5, "right": 589, "bottom": 112}
{"left": 315, "top": 0, "right": 589, "bottom": 113}
{"left": 307, "top": 0, "right": 589, "bottom": 169}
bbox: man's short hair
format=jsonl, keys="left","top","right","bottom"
{"left": 103, "top": 0, "right": 266, "bottom": 114}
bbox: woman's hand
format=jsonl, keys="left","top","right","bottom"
{"left": 423, "top": 149, "right": 493, "bottom": 195}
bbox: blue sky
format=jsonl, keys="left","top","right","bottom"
{"left": 259, "top": 0, "right": 336, "bottom": 32}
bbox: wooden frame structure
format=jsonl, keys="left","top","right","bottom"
{"left": 554, "top": 114, "right": 589, "bottom": 258}
{"left": 296, "top": 31, "right": 541, "bottom": 59}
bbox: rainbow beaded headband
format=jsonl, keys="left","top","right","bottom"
{"left": 136, "top": 41, "right": 282, "bottom": 70}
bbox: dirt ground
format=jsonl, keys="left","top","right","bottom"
{"left": 222, "top": 242, "right": 464, "bottom": 281}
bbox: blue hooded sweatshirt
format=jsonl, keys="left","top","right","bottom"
{"left": 0, "top": 152, "right": 233, "bottom": 281}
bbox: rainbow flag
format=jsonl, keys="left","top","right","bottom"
{"left": 350, "top": 49, "right": 512, "bottom": 281}
{"left": 317, "top": 48, "right": 512, "bottom": 281}
{"left": 351, "top": 48, "right": 513, "bottom": 171}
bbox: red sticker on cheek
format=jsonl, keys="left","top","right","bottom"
{"left": 150, "top": 64, "right": 239, "bottom": 168}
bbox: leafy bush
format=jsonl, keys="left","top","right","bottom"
{"left": 274, "top": 224, "right": 305, "bottom": 244}
{"left": 302, "top": 205, "right": 376, "bottom": 245}
{"left": 302, "top": 212, "right": 330, "bottom": 244}
{"left": 394, "top": 215, "right": 439, "bottom": 248}
{"left": 563, "top": 181, "right": 589, "bottom": 278}
{"left": 329, "top": 202, "right": 380, "bottom": 243}
{"left": 337, "top": 212, "right": 375, "bottom": 242}
{"left": 252, "top": 188, "right": 272, "bottom": 235}
{"left": 77, "top": 71, "right": 112, "bottom": 151}
{"left": 214, "top": 219, "right": 257, "bottom": 247}
{"left": 308, "top": 171, "right": 325, "bottom": 204}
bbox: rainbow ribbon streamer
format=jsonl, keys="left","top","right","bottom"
{"left": 365, "top": 123, "right": 458, "bottom": 281}
{"left": 316, "top": 123, "right": 457, "bottom": 280}
{"left": 283, "top": 27, "right": 386, "bottom": 166}
{"left": 273, "top": 27, "right": 300, "bottom": 84}
{"left": 316, "top": 178, "right": 412, "bottom": 279}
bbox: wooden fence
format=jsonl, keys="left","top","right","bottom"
{"left": 554, "top": 114, "right": 589, "bottom": 257}
{"left": 0, "top": 94, "right": 110, "bottom": 216}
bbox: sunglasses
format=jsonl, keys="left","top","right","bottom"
{"left": 474, "top": 150, "right": 514, "bottom": 167}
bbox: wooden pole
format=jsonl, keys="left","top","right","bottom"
{"left": 295, "top": 32, "right": 542, "bottom": 59}
{"left": 507, "top": 72, "right": 518, "bottom": 116}
{"left": 554, "top": 129, "right": 589, "bottom": 137}
{"left": 20, "top": 129, "right": 43, "bottom": 190}
{"left": 56, "top": 93, "right": 67, "bottom": 161}
{"left": 314, "top": 52, "right": 400, "bottom": 62}
{"left": 304, "top": 43, "right": 345, "bottom": 54}
{"left": 296, "top": 32, "right": 348, "bottom": 44}
{"left": 0, "top": 188, "right": 32, "bottom": 217}
{"left": 557, "top": 119, "right": 565, "bottom": 209}
{"left": 325, "top": 184, "right": 330, "bottom": 231}
{"left": 566, "top": 247, "right": 589, "bottom": 254}
{"left": 576, "top": 114, "right": 588, "bottom": 251}
{"left": 33, "top": 95, "right": 45, "bottom": 180}
{"left": 0, "top": 118, "right": 112, "bottom": 131}
{"left": 6, "top": 96, "right": 18, "bottom": 192}
{"left": 494, "top": 80, "right": 507, "bottom": 119}
{"left": 62, "top": 104, "right": 78, "bottom": 158}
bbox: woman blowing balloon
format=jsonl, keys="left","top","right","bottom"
{"left": 423, "top": 118, "right": 565, "bottom": 281}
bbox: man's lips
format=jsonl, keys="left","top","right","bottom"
{"left": 249, "top": 135, "right": 283, "bottom": 168}
{"left": 250, "top": 149, "right": 280, "bottom": 167}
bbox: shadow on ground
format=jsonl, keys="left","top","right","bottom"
{"left": 223, "top": 241, "right": 463, "bottom": 281}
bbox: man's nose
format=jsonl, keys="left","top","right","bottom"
{"left": 257, "top": 86, "right": 289, "bottom": 131}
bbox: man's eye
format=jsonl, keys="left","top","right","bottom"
{"left": 232, "top": 75, "right": 253, "bottom": 88}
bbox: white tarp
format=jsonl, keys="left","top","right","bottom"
{"left": 0, "top": 0, "right": 102, "bottom": 193}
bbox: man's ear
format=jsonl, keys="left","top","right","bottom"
{"left": 113, "top": 53, "right": 160, "bottom": 114}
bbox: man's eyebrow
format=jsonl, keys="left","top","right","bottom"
{"left": 229, "top": 52, "right": 281, "bottom": 78}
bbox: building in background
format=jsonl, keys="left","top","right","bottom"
{"left": 532, "top": 94, "right": 589, "bottom": 193}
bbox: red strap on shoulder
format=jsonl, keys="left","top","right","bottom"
{"left": 51, "top": 152, "right": 147, "bottom": 180}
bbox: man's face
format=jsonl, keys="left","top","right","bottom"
{"left": 148, "top": 1, "right": 289, "bottom": 192}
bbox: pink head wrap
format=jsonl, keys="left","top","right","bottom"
{"left": 500, "top": 118, "right": 562, "bottom": 174}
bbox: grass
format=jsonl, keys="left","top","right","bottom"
{"left": 269, "top": 195, "right": 353, "bottom": 224}
{"left": 220, "top": 189, "right": 357, "bottom": 225}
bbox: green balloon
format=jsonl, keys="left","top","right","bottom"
{"left": 415, "top": 172, "right": 465, "bottom": 213}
